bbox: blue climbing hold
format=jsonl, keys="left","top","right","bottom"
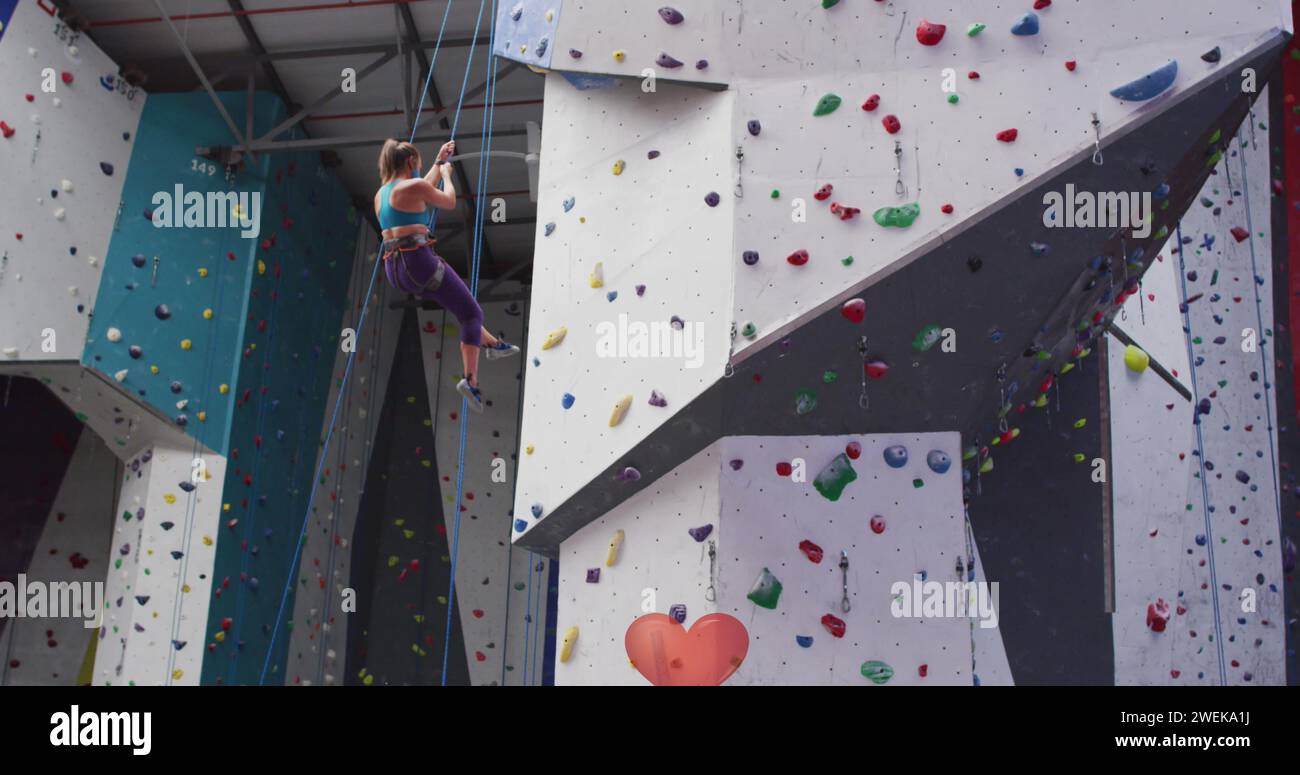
{"left": 926, "top": 450, "right": 951, "bottom": 474}
{"left": 562, "top": 393, "right": 575, "bottom": 409}
{"left": 796, "top": 635, "right": 814, "bottom": 648}
{"left": 1109, "top": 60, "right": 1178, "bottom": 102}
{"left": 1011, "top": 12, "right": 1039, "bottom": 36}
{"left": 531, "top": 503, "right": 544, "bottom": 518}
{"left": 884, "top": 445, "right": 909, "bottom": 468}
{"left": 514, "top": 519, "right": 528, "bottom": 533}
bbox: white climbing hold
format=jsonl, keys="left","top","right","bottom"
{"left": 176, "top": 400, "right": 188, "bottom": 410}
{"left": 87, "top": 256, "right": 98, "bottom": 267}
{"left": 589, "top": 262, "right": 604, "bottom": 289}
{"left": 67, "top": 286, "right": 77, "bottom": 296}
{"left": 53, "top": 208, "right": 66, "bottom": 220}
{"left": 106, "top": 327, "right": 123, "bottom": 342}
{"left": 61, "top": 179, "right": 73, "bottom": 192}
{"left": 113, "top": 369, "right": 128, "bottom": 382}
{"left": 51, "top": 98, "right": 61, "bottom": 108}
{"left": 3, "top": 347, "right": 18, "bottom": 358}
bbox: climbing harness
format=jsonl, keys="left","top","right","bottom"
{"left": 838, "top": 551, "right": 851, "bottom": 613}
{"left": 381, "top": 233, "right": 447, "bottom": 294}
{"left": 857, "top": 335, "right": 870, "bottom": 410}
{"left": 705, "top": 540, "right": 717, "bottom": 602}
{"left": 1091, "top": 112, "right": 1104, "bottom": 166}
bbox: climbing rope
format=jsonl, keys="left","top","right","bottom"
{"left": 1174, "top": 223, "right": 1229, "bottom": 686}
{"left": 260, "top": 0, "right": 467, "bottom": 686}
{"left": 1235, "top": 141, "right": 1284, "bottom": 535}
{"left": 439, "top": 0, "right": 498, "bottom": 687}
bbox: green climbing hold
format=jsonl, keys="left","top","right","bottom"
{"left": 795, "top": 389, "right": 818, "bottom": 415}
{"left": 822, "top": 0, "right": 841, "bottom": 7}
{"left": 967, "top": 22, "right": 986, "bottom": 36}
{"left": 814, "top": 93, "right": 843, "bottom": 116}
{"left": 747, "top": 567, "right": 784, "bottom": 609}
{"left": 813, "top": 453, "right": 858, "bottom": 502}
{"left": 842, "top": 256, "right": 855, "bottom": 266}
{"left": 861, "top": 660, "right": 895, "bottom": 684}
{"left": 873, "top": 202, "right": 921, "bottom": 228}
{"left": 947, "top": 94, "right": 959, "bottom": 104}
{"left": 742, "top": 322, "right": 758, "bottom": 338}
{"left": 912, "top": 478, "right": 924, "bottom": 488}
{"left": 823, "top": 370, "right": 838, "bottom": 383}
{"left": 771, "top": 189, "right": 781, "bottom": 199}
{"left": 912, "top": 324, "right": 943, "bottom": 352}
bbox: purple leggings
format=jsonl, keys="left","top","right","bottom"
{"left": 383, "top": 244, "right": 483, "bottom": 346}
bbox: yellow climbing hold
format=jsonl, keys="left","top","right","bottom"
{"left": 180, "top": 339, "right": 193, "bottom": 350}
{"left": 203, "top": 309, "right": 213, "bottom": 320}
{"left": 541, "top": 327, "right": 568, "bottom": 350}
{"left": 197, "top": 411, "right": 207, "bottom": 422}
{"left": 203, "top": 535, "right": 214, "bottom": 546}
{"left": 214, "top": 631, "right": 226, "bottom": 643}
{"left": 257, "top": 260, "right": 266, "bottom": 275}
{"left": 613, "top": 50, "right": 626, "bottom": 62}
{"left": 560, "top": 626, "right": 579, "bottom": 663}
{"left": 219, "top": 384, "right": 230, "bottom": 394}
{"left": 198, "top": 267, "right": 208, "bottom": 278}
{"left": 979, "top": 457, "right": 994, "bottom": 474}
{"left": 1031, "top": 395, "right": 1049, "bottom": 408}
{"left": 589, "top": 262, "right": 604, "bottom": 288}
{"left": 172, "top": 668, "right": 183, "bottom": 680}
{"left": 612, "top": 160, "right": 625, "bottom": 176}
{"left": 163, "top": 494, "right": 176, "bottom": 505}
{"left": 1124, "top": 344, "right": 1150, "bottom": 373}
{"left": 606, "top": 529, "right": 625, "bottom": 567}
{"left": 609, "top": 395, "right": 632, "bottom": 427}
{"left": 526, "top": 444, "right": 535, "bottom": 455}
{"left": 150, "top": 365, "right": 160, "bottom": 375}
{"left": 1073, "top": 453, "right": 1087, "bottom": 463}
{"left": 222, "top": 503, "right": 231, "bottom": 512}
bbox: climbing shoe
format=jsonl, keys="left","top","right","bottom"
{"left": 483, "top": 341, "right": 521, "bottom": 360}
{"left": 457, "top": 378, "right": 485, "bottom": 413}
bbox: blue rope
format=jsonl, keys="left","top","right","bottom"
{"left": 1175, "top": 223, "right": 1229, "bottom": 686}
{"left": 439, "top": 0, "right": 498, "bottom": 686}
{"left": 259, "top": 0, "right": 467, "bottom": 686}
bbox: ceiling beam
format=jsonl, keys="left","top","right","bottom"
{"left": 196, "top": 126, "right": 530, "bottom": 155}
{"left": 224, "top": 0, "right": 296, "bottom": 113}
{"left": 255, "top": 49, "right": 398, "bottom": 142}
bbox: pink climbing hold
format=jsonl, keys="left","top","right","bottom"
{"left": 841, "top": 298, "right": 866, "bottom": 323}
{"left": 799, "top": 540, "right": 824, "bottom": 564}
{"left": 882, "top": 114, "right": 901, "bottom": 134}
{"left": 997, "top": 128, "right": 1019, "bottom": 143}
{"left": 1146, "top": 598, "right": 1170, "bottom": 632}
{"left": 861, "top": 94, "right": 880, "bottom": 112}
{"left": 915, "top": 20, "right": 946, "bottom": 46}
{"left": 787, "top": 250, "right": 810, "bottom": 266}
{"left": 814, "top": 184, "right": 833, "bottom": 201}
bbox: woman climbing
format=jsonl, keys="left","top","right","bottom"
{"left": 375, "top": 139, "right": 519, "bottom": 412}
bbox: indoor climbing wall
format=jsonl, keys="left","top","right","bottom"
{"left": 0, "top": 0, "right": 144, "bottom": 363}
{"left": 285, "top": 232, "right": 404, "bottom": 687}
{"left": 503, "top": 0, "right": 1294, "bottom": 553}
{"left": 0, "top": 427, "right": 116, "bottom": 687}
{"left": 1109, "top": 97, "right": 1286, "bottom": 684}
{"left": 511, "top": 74, "right": 734, "bottom": 545}
{"left": 419, "top": 293, "right": 549, "bottom": 685}
{"left": 556, "top": 433, "right": 997, "bottom": 685}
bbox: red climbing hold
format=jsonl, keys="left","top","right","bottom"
{"left": 997, "top": 128, "right": 1019, "bottom": 143}
{"left": 0, "top": 121, "right": 15, "bottom": 139}
{"left": 869, "top": 515, "right": 886, "bottom": 534}
{"left": 776, "top": 461, "right": 793, "bottom": 477}
{"left": 882, "top": 114, "right": 901, "bottom": 134}
{"left": 24, "top": 94, "right": 34, "bottom": 102}
{"left": 814, "top": 184, "right": 833, "bottom": 201}
{"left": 1146, "top": 598, "right": 1170, "bottom": 632}
{"left": 786, "top": 250, "right": 810, "bottom": 266}
{"left": 941, "top": 203, "right": 954, "bottom": 214}
{"left": 1065, "top": 60, "right": 1077, "bottom": 72}
{"left": 918, "top": 664, "right": 928, "bottom": 678}
{"left": 821, "top": 613, "right": 846, "bottom": 638}
{"left": 861, "top": 94, "right": 880, "bottom": 112}
{"left": 1230, "top": 226, "right": 1249, "bottom": 243}
{"left": 845, "top": 441, "right": 862, "bottom": 460}
{"left": 841, "top": 298, "right": 866, "bottom": 323}
{"left": 967, "top": 71, "right": 980, "bottom": 80}
{"left": 799, "top": 540, "right": 824, "bottom": 564}
{"left": 61, "top": 72, "right": 73, "bottom": 85}
{"left": 865, "top": 360, "right": 890, "bottom": 379}
{"left": 1034, "top": 0, "right": 1052, "bottom": 8}
{"left": 915, "top": 20, "right": 946, "bottom": 46}
{"left": 830, "top": 202, "right": 861, "bottom": 221}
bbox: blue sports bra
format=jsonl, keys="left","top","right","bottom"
{"left": 378, "top": 180, "right": 429, "bottom": 230}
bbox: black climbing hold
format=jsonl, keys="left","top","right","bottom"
{"left": 100, "top": 162, "right": 114, "bottom": 175}
{"left": 747, "top": 120, "right": 761, "bottom": 136}
{"left": 155, "top": 304, "right": 171, "bottom": 320}
{"left": 131, "top": 254, "right": 146, "bottom": 268}
{"left": 1201, "top": 46, "right": 1222, "bottom": 63}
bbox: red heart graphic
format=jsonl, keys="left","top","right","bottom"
{"left": 625, "top": 613, "right": 749, "bottom": 686}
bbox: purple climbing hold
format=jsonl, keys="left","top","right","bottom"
{"left": 128, "top": 345, "right": 142, "bottom": 359}
{"left": 729, "top": 459, "right": 744, "bottom": 471}
{"left": 569, "top": 49, "right": 583, "bottom": 59}
{"left": 657, "top": 52, "right": 684, "bottom": 69}
{"left": 688, "top": 524, "right": 714, "bottom": 542}
{"left": 619, "top": 466, "right": 642, "bottom": 482}
{"left": 742, "top": 250, "right": 760, "bottom": 266}
{"left": 586, "top": 568, "right": 601, "bottom": 583}
{"left": 635, "top": 284, "right": 647, "bottom": 296}
{"left": 669, "top": 604, "right": 687, "bottom": 623}
{"left": 1282, "top": 537, "right": 1296, "bottom": 573}
{"left": 169, "top": 381, "right": 182, "bottom": 393}
{"left": 131, "top": 254, "right": 146, "bottom": 268}
{"left": 154, "top": 304, "right": 171, "bottom": 321}
{"left": 1235, "top": 470, "right": 1250, "bottom": 484}
{"left": 648, "top": 390, "right": 667, "bottom": 407}
{"left": 705, "top": 192, "right": 721, "bottom": 207}
{"left": 659, "top": 7, "right": 685, "bottom": 25}
{"left": 747, "top": 120, "right": 762, "bottom": 136}
{"left": 670, "top": 315, "right": 685, "bottom": 330}
{"left": 648, "top": 150, "right": 661, "bottom": 160}
{"left": 695, "top": 60, "right": 709, "bottom": 70}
